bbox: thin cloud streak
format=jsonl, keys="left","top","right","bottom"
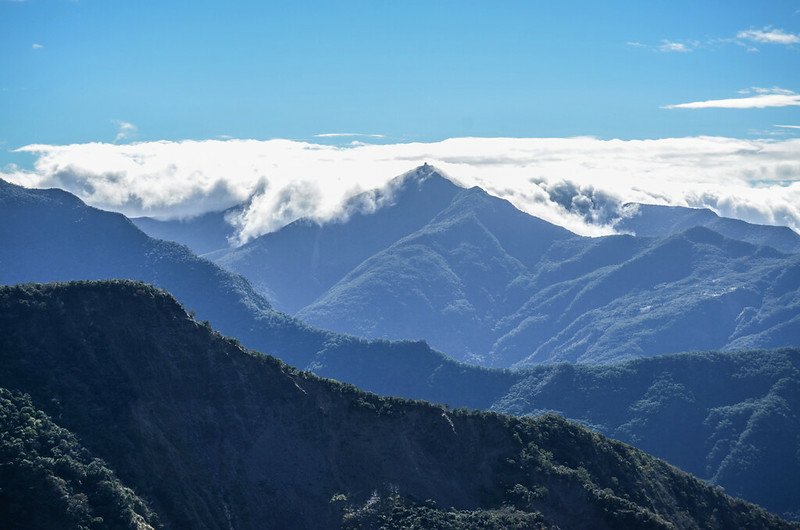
{"left": 314, "top": 133, "right": 386, "bottom": 138}
{"left": 3, "top": 136, "right": 800, "bottom": 245}
{"left": 737, "top": 27, "right": 800, "bottom": 45}
{"left": 665, "top": 90, "right": 800, "bottom": 109}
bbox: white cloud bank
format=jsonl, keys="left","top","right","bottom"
{"left": 3, "top": 136, "right": 800, "bottom": 244}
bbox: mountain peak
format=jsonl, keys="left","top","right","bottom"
{"left": 394, "top": 163, "right": 452, "bottom": 188}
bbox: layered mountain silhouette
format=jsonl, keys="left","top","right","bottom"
{"left": 0, "top": 177, "right": 515, "bottom": 406}
{"left": 172, "top": 166, "right": 800, "bottom": 367}
{"left": 2, "top": 177, "right": 800, "bottom": 518}
{"left": 132, "top": 206, "right": 240, "bottom": 255}
{"left": 616, "top": 203, "right": 800, "bottom": 254}
{"left": 0, "top": 281, "right": 793, "bottom": 529}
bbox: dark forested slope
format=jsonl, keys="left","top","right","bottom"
{"left": 0, "top": 281, "right": 793, "bottom": 529}
{"left": 490, "top": 350, "right": 800, "bottom": 519}
{"left": 0, "top": 388, "right": 159, "bottom": 529}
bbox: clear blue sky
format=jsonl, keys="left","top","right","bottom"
{"left": 2, "top": 0, "right": 799, "bottom": 166}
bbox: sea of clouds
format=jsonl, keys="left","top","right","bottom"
{"left": 3, "top": 136, "right": 799, "bottom": 245}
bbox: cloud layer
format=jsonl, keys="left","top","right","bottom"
{"left": 4, "top": 136, "right": 800, "bottom": 244}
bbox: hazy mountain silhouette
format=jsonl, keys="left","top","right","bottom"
{"left": 616, "top": 203, "right": 800, "bottom": 254}
{"left": 132, "top": 207, "right": 239, "bottom": 255}
{"left": 488, "top": 227, "right": 800, "bottom": 366}
{"left": 184, "top": 167, "right": 800, "bottom": 367}
{"left": 207, "top": 164, "right": 466, "bottom": 313}
{"left": 206, "top": 168, "right": 795, "bottom": 366}
{"left": 296, "top": 181, "right": 574, "bottom": 363}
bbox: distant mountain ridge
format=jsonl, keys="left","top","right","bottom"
{"left": 182, "top": 166, "right": 800, "bottom": 366}
{"left": 617, "top": 203, "right": 800, "bottom": 254}
{"left": 207, "top": 163, "right": 467, "bottom": 312}
{"left": 0, "top": 281, "right": 794, "bottom": 529}
{"left": 4, "top": 171, "right": 798, "bottom": 368}
{"left": 132, "top": 206, "right": 240, "bottom": 255}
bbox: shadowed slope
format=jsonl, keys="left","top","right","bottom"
{"left": 0, "top": 281, "right": 793, "bottom": 529}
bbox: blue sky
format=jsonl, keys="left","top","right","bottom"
{"left": 1, "top": 0, "right": 799, "bottom": 168}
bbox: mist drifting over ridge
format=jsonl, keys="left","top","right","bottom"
{"left": 4, "top": 135, "right": 800, "bottom": 245}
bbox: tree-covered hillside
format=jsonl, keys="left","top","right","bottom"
{"left": 489, "top": 350, "right": 800, "bottom": 519}
{"left": 0, "top": 281, "right": 794, "bottom": 529}
{"left": 0, "top": 388, "right": 159, "bottom": 529}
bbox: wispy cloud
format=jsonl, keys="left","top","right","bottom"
{"left": 664, "top": 88, "right": 800, "bottom": 109}
{"left": 3, "top": 137, "right": 800, "bottom": 243}
{"left": 737, "top": 27, "right": 800, "bottom": 45}
{"left": 627, "top": 39, "right": 698, "bottom": 53}
{"left": 31, "top": 43, "right": 43, "bottom": 50}
{"left": 739, "top": 87, "right": 796, "bottom": 96}
{"left": 314, "top": 132, "right": 386, "bottom": 139}
{"left": 113, "top": 120, "right": 138, "bottom": 142}
{"left": 776, "top": 125, "right": 800, "bottom": 129}
{"left": 657, "top": 40, "right": 695, "bottom": 53}
{"left": 632, "top": 26, "right": 799, "bottom": 54}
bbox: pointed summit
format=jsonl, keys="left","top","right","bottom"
{"left": 387, "top": 163, "right": 460, "bottom": 199}
{"left": 397, "top": 162, "right": 447, "bottom": 183}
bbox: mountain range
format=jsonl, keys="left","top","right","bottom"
{"left": 0, "top": 177, "right": 505, "bottom": 404}
{"left": 140, "top": 165, "right": 800, "bottom": 367}
{"left": 1, "top": 175, "right": 799, "bottom": 519}
{"left": 0, "top": 281, "right": 794, "bottom": 529}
